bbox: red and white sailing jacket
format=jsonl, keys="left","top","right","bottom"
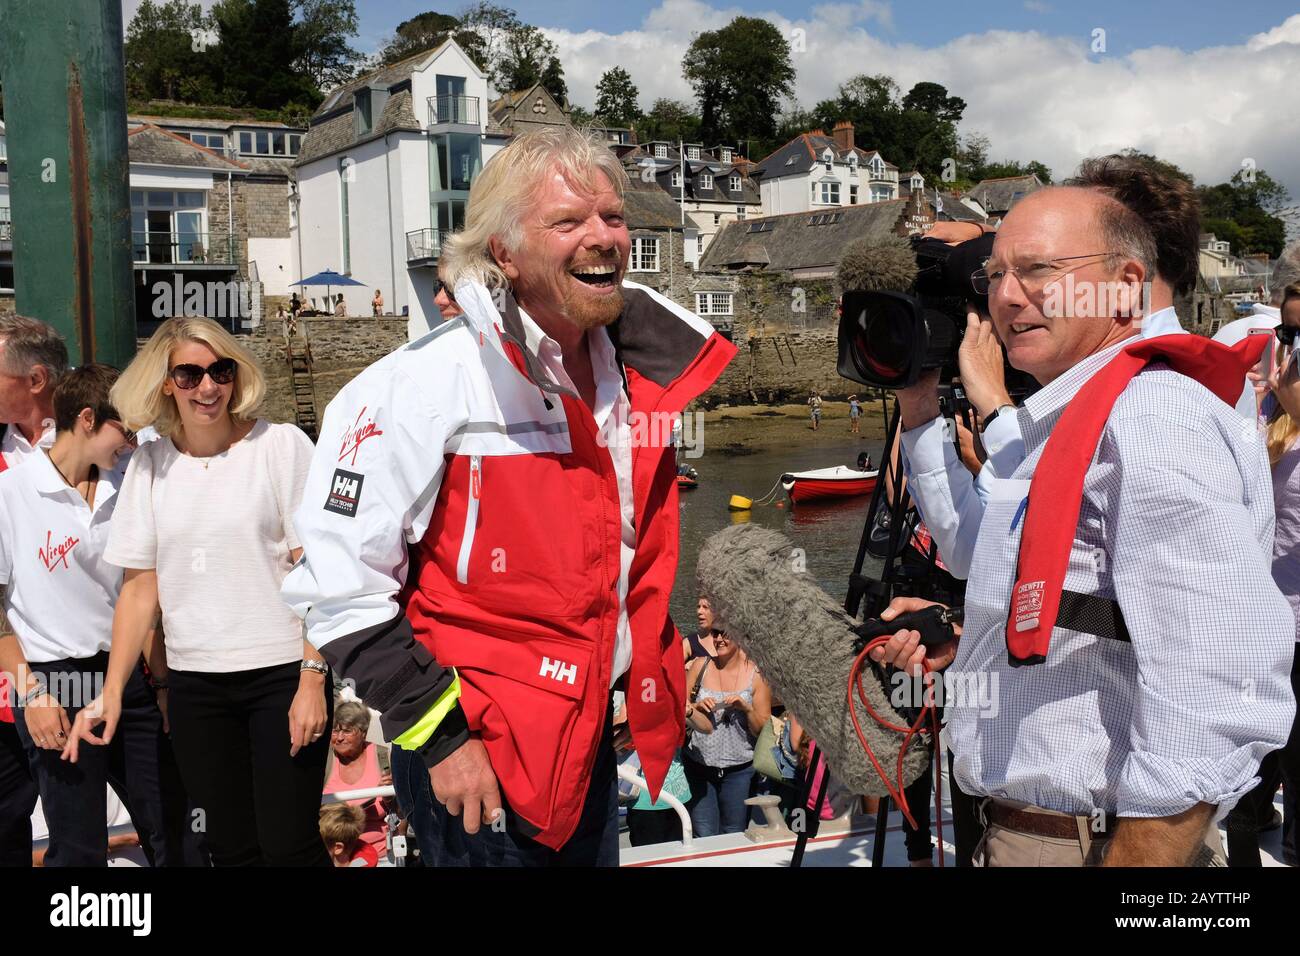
{"left": 283, "top": 280, "right": 736, "bottom": 849}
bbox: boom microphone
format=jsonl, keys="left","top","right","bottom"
{"left": 836, "top": 234, "right": 919, "bottom": 293}
{"left": 696, "top": 524, "right": 931, "bottom": 797}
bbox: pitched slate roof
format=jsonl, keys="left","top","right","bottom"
{"left": 700, "top": 200, "right": 911, "bottom": 272}
{"left": 126, "top": 125, "right": 247, "bottom": 171}
{"left": 963, "top": 174, "right": 1043, "bottom": 215}
{"left": 624, "top": 182, "right": 684, "bottom": 231}
{"left": 751, "top": 132, "right": 892, "bottom": 181}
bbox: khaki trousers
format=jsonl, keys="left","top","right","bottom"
{"left": 973, "top": 799, "right": 1227, "bottom": 867}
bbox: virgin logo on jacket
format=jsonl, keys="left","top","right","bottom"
{"left": 39, "top": 531, "right": 80, "bottom": 572}
{"left": 338, "top": 406, "right": 383, "bottom": 466}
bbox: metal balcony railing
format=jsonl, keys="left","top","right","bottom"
{"left": 0, "top": 218, "right": 11, "bottom": 242}
{"left": 427, "top": 95, "right": 480, "bottom": 127}
{"left": 132, "top": 231, "right": 237, "bottom": 265}
{"left": 405, "top": 228, "right": 443, "bottom": 261}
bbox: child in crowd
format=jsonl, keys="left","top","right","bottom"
{"left": 320, "top": 804, "right": 378, "bottom": 867}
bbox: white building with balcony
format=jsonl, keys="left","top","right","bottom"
{"left": 750, "top": 121, "right": 902, "bottom": 217}
{"left": 293, "top": 40, "right": 508, "bottom": 336}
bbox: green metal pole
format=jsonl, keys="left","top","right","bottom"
{"left": 0, "top": 0, "right": 136, "bottom": 366}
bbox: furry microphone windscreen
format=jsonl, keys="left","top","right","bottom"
{"left": 696, "top": 524, "right": 931, "bottom": 797}
{"left": 836, "top": 235, "right": 920, "bottom": 294}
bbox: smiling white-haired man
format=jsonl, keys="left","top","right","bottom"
{"left": 283, "top": 126, "right": 736, "bottom": 866}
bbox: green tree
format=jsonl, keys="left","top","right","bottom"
{"left": 1196, "top": 167, "right": 1289, "bottom": 257}
{"left": 212, "top": 0, "right": 320, "bottom": 110}
{"left": 124, "top": 0, "right": 221, "bottom": 102}
{"left": 901, "top": 81, "right": 965, "bottom": 124}
{"left": 594, "top": 67, "right": 639, "bottom": 128}
{"left": 378, "top": 10, "right": 487, "bottom": 68}
{"left": 293, "top": 0, "right": 362, "bottom": 91}
{"left": 637, "top": 98, "right": 702, "bottom": 145}
{"left": 496, "top": 24, "right": 550, "bottom": 91}
{"left": 458, "top": 2, "right": 523, "bottom": 91}
{"left": 539, "top": 54, "right": 567, "bottom": 105}
{"left": 682, "top": 16, "right": 795, "bottom": 146}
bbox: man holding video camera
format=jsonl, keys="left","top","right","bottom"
{"left": 875, "top": 161, "right": 1295, "bottom": 866}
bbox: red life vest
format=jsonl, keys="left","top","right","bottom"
{"left": 1007, "top": 333, "right": 1269, "bottom": 665}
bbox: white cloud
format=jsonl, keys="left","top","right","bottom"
{"left": 1023, "top": 1, "right": 1052, "bottom": 13}
{"left": 542, "top": 2, "right": 1300, "bottom": 201}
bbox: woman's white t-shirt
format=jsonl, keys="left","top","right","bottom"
{"left": 104, "top": 419, "right": 313, "bottom": 673}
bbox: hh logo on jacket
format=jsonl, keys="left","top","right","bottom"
{"left": 539, "top": 656, "right": 577, "bottom": 685}
{"left": 39, "top": 531, "right": 80, "bottom": 572}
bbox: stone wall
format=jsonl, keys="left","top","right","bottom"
{"left": 706, "top": 273, "right": 860, "bottom": 404}
{"left": 0, "top": 292, "right": 14, "bottom": 316}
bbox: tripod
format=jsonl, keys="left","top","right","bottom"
{"left": 789, "top": 394, "right": 954, "bottom": 868}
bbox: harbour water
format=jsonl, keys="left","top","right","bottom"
{"left": 668, "top": 436, "right": 888, "bottom": 632}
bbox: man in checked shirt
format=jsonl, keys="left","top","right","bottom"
{"left": 873, "top": 172, "right": 1295, "bottom": 866}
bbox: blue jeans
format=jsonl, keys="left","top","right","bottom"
{"left": 683, "top": 755, "right": 754, "bottom": 837}
{"left": 391, "top": 718, "right": 619, "bottom": 867}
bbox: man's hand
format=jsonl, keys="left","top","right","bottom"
{"left": 895, "top": 368, "right": 943, "bottom": 430}
{"left": 1102, "top": 802, "right": 1216, "bottom": 866}
{"left": 867, "top": 597, "right": 961, "bottom": 677}
{"left": 958, "top": 308, "right": 1013, "bottom": 418}
{"left": 428, "top": 736, "right": 503, "bottom": 835}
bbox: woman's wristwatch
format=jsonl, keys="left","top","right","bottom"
{"left": 300, "top": 660, "right": 329, "bottom": 678}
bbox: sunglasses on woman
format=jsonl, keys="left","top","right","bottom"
{"left": 170, "top": 358, "right": 237, "bottom": 390}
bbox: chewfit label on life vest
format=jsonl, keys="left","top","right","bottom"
{"left": 324, "top": 468, "right": 365, "bottom": 518}
{"left": 1012, "top": 579, "right": 1045, "bottom": 632}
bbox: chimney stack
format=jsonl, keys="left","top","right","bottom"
{"left": 832, "top": 120, "right": 854, "bottom": 152}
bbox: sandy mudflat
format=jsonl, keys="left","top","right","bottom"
{"left": 690, "top": 401, "right": 890, "bottom": 455}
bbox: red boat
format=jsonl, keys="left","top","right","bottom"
{"left": 676, "top": 464, "right": 699, "bottom": 490}
{"left": 781, "top": 466, "right": 878, "bottom": 505}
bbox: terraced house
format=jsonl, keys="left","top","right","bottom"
{"left": 751, "top": 121, "right": 918, "bottom": 217}
{"left": 625, "top": 140, "right": 761, "bottom": 261}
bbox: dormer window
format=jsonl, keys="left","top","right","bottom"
{"left": 654, "top": 144, "right": 668, "bottom": 159}
{"left": 848, "top": 154, "right": 858, "bottom": 171}
{"left": 671, "top": 170, "right": 682, "bottom": 188}
{"left": 729, "top": 174, "right": 741, "bottom": 192}
{"left": 870, "top": 156, "right": 884, "bottom": 175}
{"left": 686, "top": 145, "right": 700, "bottom": 160}
{"left": 720, "top": 148, "right": 732, "bottom": 162}
{"left": 822, "top": 148, "right": 833, "bottom": 171}
{"left": 699, "top": 172, "right": 714, "bottom": 190}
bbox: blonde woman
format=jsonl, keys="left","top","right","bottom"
{"left": 66, "top": 317, "right": 331, "bottom": 866}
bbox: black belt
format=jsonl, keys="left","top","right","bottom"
{"left": 1055, "top": 589, "right": 1130, "bottom": 643}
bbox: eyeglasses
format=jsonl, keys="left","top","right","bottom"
{"left": 971, "top": 252, "right": 1120, "bottom": 295}
{"left": 105, "top": 420, "right": 136, "bottom": 444}
{"left": 1275, "top": 325, "right": 1299, "bottom": 348}
{"left": 435, "top": 279, "right": 456, "bottom": 303}
{"left": 169, "top": 358, "right": 237, "bottom": 390}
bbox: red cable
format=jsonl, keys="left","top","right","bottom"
{"left": 845, "top": 640, "right": 946, "bottom": 867}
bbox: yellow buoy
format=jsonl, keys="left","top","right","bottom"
{"left": 729, "top": 494, "right": 753, "bottom": 511}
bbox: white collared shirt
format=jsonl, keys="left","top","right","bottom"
{"left": 0, "top": 421, "right": 56, "bottom": 468}
{"left": 0, "top": 450, "right": 124, "bottom": 662}
{"left": 519, "top": 313, "right": 636, "bottom": 685}
{"left": 901, "top": 308, "right": 1187, "bottom": 578}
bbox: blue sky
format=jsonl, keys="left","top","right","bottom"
{"left": 350, "top": 0, "right": 1296, "bottom": 58}
{"left": 115, "top": 1, "right": 1300, "bottom": 204}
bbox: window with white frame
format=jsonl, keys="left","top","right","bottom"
{"left": 736, "top": 205, "right": 746, "bottom": 220}
{"left": 654, "top": 144, "right": 668, "bottom": 159}
{"left": 699, "top": 172, "right": 713, "bottom": 190}
{"left": 695, "top": 292, "right": 733, "bottom": 316}
{"left": 720, "top": 148, "right": 732, "bottom": 162}
{"left": 729, "top": 174, "right": 741, "bottom": 192}
{"left": 630, "top": 236, "right": 660, "bottom": 272}
{"left": 713, "top": 213, "right": 721, "bottom": 225}
{"left": 815, "top": 180, "right": 840, "bottom": 205}
{"left": 823, "top": 149, "right": 833, "bottom": 171}
{"left": 671, "top": 170, "right": 682, "bottom": 188}
{"left": 870, "top": 185, "right": 891, "bottom": 202}
{"left": 237, "top": 129, "right": 301, "bottom": 157}
{"left": 686, "top": 145, "right": 700, "bottom": 160}
{"left": 850, "top": 185, "right": 858, "bottom": 204}
{"left": 697, "top": 234, "right": 704, "bottom": 254}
